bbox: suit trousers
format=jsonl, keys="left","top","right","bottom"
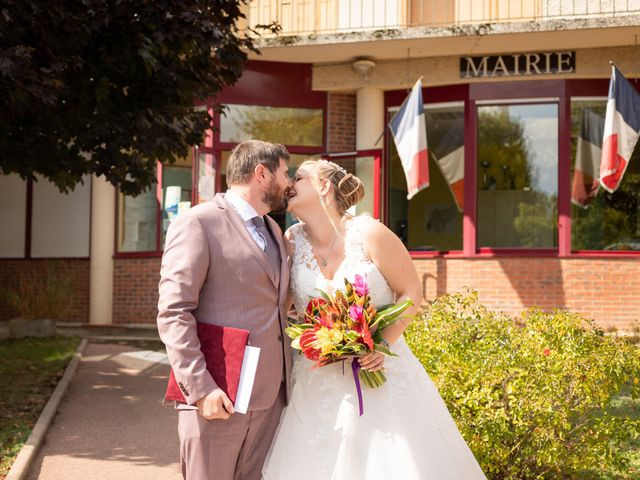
{"left": 178, "top": 382, "right": 286, "bottom": 480}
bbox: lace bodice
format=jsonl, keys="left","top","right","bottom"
{"left": 288, "top": 216, "right": 395, "bottom": 316}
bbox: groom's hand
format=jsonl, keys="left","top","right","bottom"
{"left": 196, "top": 389, "right": 235, "bottom": 420}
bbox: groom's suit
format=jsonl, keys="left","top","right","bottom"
{"left": 157, "top": 192, "right": 292, "bottom": 480}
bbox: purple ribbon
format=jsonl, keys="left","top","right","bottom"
{"left": 351, "top": 358, "right": 364, "bottom": 416}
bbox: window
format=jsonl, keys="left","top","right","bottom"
{"left": 388, "top": 103, "right": 464, "bottom": 251}
{"left": 0, "top": 174, "right": 27, "bottom": 258}
{"left": 477, "top": 103, "right": 558, "bottom": 248}
{"left": 571, "top": 99, "right": 640, "bottom": 251}
{"left": 118, "top": 183, "right": 158, "bottom": 253}
{"left": 117, "top": 155, "right": 194, "bottom": 253}
{"left": 0, "top": 174, "right": 91, "bottom": 258}
{"left": 31, "top": 175, "right": 91, "bottom": 257}
{"left": 220, "top": 105, "right": 324, "bottom": 147}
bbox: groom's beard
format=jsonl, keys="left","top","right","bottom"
{"left": 263, "top": 178, "right": 288, "bottom": 212}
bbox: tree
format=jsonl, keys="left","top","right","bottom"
{"left": 0, "top": 1, "right": 267, "bottom": 195}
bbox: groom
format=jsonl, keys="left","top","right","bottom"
{"left": 157, "top": 140, "right": 293, "bottom": 480}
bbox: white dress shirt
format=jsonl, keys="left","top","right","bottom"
{"left": 224, "top": 190, "right": 267, "bottom": 251}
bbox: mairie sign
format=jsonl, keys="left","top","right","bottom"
{"left": 460, "top": 51, "right": 575, "bottom": 78}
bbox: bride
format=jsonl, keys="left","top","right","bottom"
{"left": 262, "top": 159, "right": 486, "bottom": 479}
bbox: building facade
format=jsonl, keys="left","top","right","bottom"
{"left": 1, "top": 0, "right": 639, "bottom": 329}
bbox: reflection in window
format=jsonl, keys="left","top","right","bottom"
{"left": 198, "top": 152, "right": 216, "bottom": 204}
{"left": 118, "top": 184, "right": 157, "bottom": 253}
{"left": 162, "top": 162, "right": 193, "bottom": 248}
{"left": 388, "top": 103, "right": 464, "bottom": 251}
{"left": 477, "top": 104, "right": 558, "bottom": 248}
{"left": 220, "top": 105, "right": 323, "bottom": 147}
{"left": 571, "top": 100, "right": 640, "bottom": 251}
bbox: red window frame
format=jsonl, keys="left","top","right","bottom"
{"left": 114, "top": 61, "right": 328, "bottom": 258}
{"left": 384, "top": 79, "right": 640, "bottom": 259}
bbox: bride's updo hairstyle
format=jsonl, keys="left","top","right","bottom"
{"left": 301, "top": 159, "right": 365, "bottom": 214}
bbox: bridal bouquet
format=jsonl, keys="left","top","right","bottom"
{"left": 285, "top": 275, "right": 413, "bottom": 413}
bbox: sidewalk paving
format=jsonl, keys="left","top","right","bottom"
{"left": 27, "top": 342, "right": 182, "bottom": 480}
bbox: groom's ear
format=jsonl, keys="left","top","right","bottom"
{"left": 253, "top": 164, "right": 269, "bottom": 184}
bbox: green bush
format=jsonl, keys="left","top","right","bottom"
{"left": 404, "top": 291, "right": 640, "bottom": 479}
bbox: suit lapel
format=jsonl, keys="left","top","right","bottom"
{"left": 217, "top": 194, "right": 277, "bottom": 287}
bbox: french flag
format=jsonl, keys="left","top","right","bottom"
{"left": 600, "top": 65, "right": 640, "bottom": 193}
{"left": 389, "top": 79, "right": 429, "bottom": 200}
{"left": 571, "top": 108, "right": 604, "bottom": 208}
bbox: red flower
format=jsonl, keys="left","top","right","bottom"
{"left": 359, "top": 322, "right": 374, "bottom": 350}
{"left": 306, "top": 298, "right": 327, "bottom": 318}
{"left": 300, "top": 328, "right": 322, "bottom": 361}
{"left": 543, "top": 347, "right": 551, "bottom": 356}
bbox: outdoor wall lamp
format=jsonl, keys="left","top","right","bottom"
{"left": 351, "top": 57, "right": 376, "bottom": 80}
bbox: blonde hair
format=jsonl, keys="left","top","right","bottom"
{"left": 300, "top": 159, "right": 365, "bottom": 214}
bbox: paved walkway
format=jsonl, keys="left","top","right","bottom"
{"left": 28, "top": 342, "right": 182, "bottom": 480}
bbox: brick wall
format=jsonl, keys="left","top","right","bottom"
{"left": 112, "top": 255, "right": 639, "bottom": 329}
{"left": 413, "top": 257, "right": 640, "bottom": 331}
{"left": 112, "top": 257, "right": 161, "bottom": 324}
{"left": 0, "top": 259, "right": 90, "bottom": 322}
{"left": 328, "top": 93, "right": 356, "bottom": 174}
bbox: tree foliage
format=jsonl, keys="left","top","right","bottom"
{"left": 0, "top": 1, "right": 264, "bottom": 195}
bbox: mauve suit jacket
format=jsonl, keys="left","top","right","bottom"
{"left": 157, "top": 193, "right": 292, "bottom": 411}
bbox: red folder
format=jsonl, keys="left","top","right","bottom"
{"left": 165, "top": 323, "right": 250, "bottom": 405}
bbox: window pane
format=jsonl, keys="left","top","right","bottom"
{"left": 118, "top": 184, "right": 158, "bottom": 253}
{"left": 477, "top": 103, "right": 558, "bottom": 248}
{"left": 198, "top": 152, "right": 216, "bottom": 204}
{"left": 388, "top": 103, "right": 464, "bottom": 251}
{"left": 31, "top": 175, "right": 91, "bottom": 257}
{"left": 571, "top": 100, "right": 640, "bottom": 251}
{"left": 220, "top": 105, "right": 323, "bottom": 147}
{"left": 0, "top": 174, "right": 27, "bottom": 257}
{"left": 162, "top": 164, "right": 193, "bottom": 248}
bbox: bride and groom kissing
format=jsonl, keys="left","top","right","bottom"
{"left": 157, "top": 140, "right": 487, "bottom": 480}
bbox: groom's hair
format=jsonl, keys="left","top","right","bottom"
{"left": 226, "top": 140, "right": 290, "bottom": 187}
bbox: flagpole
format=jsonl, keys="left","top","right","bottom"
{"left": 373, "top": 77, "right": 425, "bottom": 146}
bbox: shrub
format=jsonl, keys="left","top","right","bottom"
{"left": 5, "top": 260, "right": 75, "bottom": 320}
{"left": 404, "top": 291, "right": 640, "bottom": 479}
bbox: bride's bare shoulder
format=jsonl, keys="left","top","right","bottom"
{"left": 356, "top": 216, "right": 404, "bottom": 254}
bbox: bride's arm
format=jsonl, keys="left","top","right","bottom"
{"left": 362, "top": 219, "right": 423, "bottom": 345}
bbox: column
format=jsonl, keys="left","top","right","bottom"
{"left": 89, "top": 175, "right": 115, "bottom": 324}
{"left": 355, "top": 87, "right": 384, "bottom": 217}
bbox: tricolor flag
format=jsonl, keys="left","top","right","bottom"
{"left": 571, "top": 108, "right": 604, "bottom": 208}
{"left": 388, "top": 79, "right": 429, "bottom": 200}
{"left": 600, "top": 65, "right": 640, "bottom": 193}
{"left": 428, "top": 114, "right": 465, "bottom": 210}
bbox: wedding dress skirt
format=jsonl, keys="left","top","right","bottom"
{"left": 262, "top": 217, "right": 486, "bottom": 479}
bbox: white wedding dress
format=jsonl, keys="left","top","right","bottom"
{"left": 262, "top": 216, "right": 487, "bottom": 480}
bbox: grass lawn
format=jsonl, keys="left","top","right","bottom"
{"left": 0, "top": 336, "right": 79, "bottom": 479}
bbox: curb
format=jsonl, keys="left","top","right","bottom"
{"left": 6, "top": 338, "right": 89, "bottom": 480}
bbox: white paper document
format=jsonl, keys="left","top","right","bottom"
{"left": 234, "top": 346, "right": 261, "bottom": 414}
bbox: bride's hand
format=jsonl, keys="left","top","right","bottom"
{"left": 358, "top": 351, "right": 385, "bottom": 371}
